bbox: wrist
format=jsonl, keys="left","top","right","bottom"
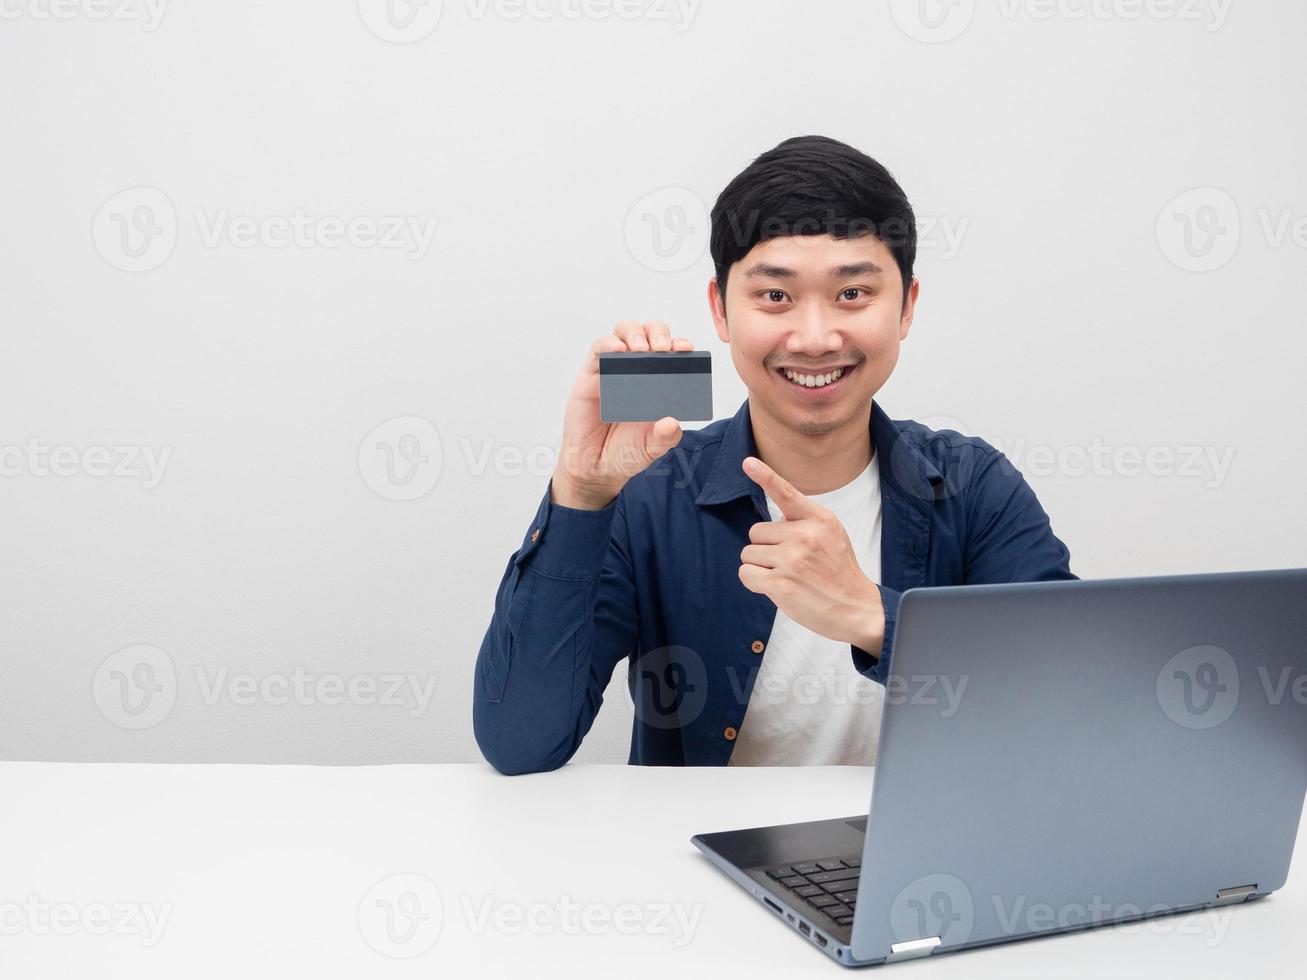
{"left": 550, "top": 473, "right": 617, "bottom": 511}
{"left": 851, "top": 580, "right": 886, "bottom": 656}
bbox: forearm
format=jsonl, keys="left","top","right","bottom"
{"left": 473, "top": 570, "right": 604, "bottom": 775}
{"left": 851, "top": 583, "right": 903, "bottom": 686}
{"left": 472, "top": 481, "right": 633, "bottom": 775}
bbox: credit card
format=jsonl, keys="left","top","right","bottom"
{"left": 599, "top": 350, "right": 713, "bottom": 422}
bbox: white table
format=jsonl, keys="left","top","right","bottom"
{"left": 0, "top": 763, "right": 1301, "bottom": 977}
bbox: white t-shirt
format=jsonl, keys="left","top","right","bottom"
{"left": 727, "top": 452, "right": 885, "bottom": 767}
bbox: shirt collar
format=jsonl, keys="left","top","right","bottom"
{"left": 694, "top": 396, "right": 944, "bottom": 509}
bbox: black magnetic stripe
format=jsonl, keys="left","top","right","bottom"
{"left": 599, "top": 354, "right": 711, "bottom": 376}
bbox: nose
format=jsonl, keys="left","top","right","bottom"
{"left": 785, "top": 303, "right": 842, "bottom": 358}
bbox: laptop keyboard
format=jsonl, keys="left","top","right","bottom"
{"left": 763, "top": 855, "right": 861, "bottom": 928}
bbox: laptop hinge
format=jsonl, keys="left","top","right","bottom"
{"left": 1209, "top": 884, "right": 1257, "bottom": 907}
{"left": 886, "top": 937, "right": 941, "bottom": 962}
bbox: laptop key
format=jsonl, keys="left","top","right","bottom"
{"left": 834, "top": 890, "right": 858, "bottom": 904}
{"left": 834, "top": 915, "right": 855, "bottom": 926}
{"left": 779, "top": 876, "right": 807, "bottom": 888}
{"left": 791, "top": 863, "right": 822, "bottom": 875}
{"left": 816, "top": 859, "right": 844, "bottom": 871}
{"left": 808, "top": 894, "right": 839, "bottom": 908}
{"left": 825, "top": 903, "right": 851, "bottom": 919}
{"left": 794, "top": 885, "right": 823, "bottom": 898}
{"left": 841, "top": 857, "right": 861, "bottom": 868}
{"left": 808, "top": 867, "right": 860, "bottom": 885}
{"left": 766, "top": 867, "right": 794, "bottom": 879}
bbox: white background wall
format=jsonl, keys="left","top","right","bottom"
{"left": 2, "top": 0, "right": 1303, "bottom": 763}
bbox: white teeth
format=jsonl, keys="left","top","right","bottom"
{"left": 784, "top": 367, "right": 844, "bottom": 388}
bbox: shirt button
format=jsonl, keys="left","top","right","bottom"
{"left": 750, "top": 640, "right": 765, "bottom": 654}
{"left": 723, "top": 726, "right": 738, "bottom": 741}
{"left": 530, "top": 528, "right": 540, "bottom": 543}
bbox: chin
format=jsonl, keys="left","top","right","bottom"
{"left": 792, "top": 408, "right": 858, "bottom": 436}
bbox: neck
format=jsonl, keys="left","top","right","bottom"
{"left": 750, "top": 398, "right": 875, "bottom": 496}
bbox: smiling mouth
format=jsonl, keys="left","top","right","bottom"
{"left": 776, "top": 363, "right": 856, "bottom": 389}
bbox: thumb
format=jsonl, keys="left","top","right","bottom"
{"left": 645, "top": 416, "right": 683, "bottom": 461}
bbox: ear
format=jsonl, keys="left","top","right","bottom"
{"left": 899, "top": 276, "right": 920, "bottom": 342}
{"left": 707, "top": 277, "right": 730, "bottom": 344}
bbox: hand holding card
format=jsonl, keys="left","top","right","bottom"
{"left": 552, "top": 322, "right": 703, "bottom": 511}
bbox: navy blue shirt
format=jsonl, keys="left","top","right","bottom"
{"left": 473, "top": 397, "right": 1077, "bottom": 775}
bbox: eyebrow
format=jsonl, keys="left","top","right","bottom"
{"left": 742, "top": 261, "right": 884, "bottom": 280}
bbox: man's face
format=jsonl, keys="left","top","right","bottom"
{"left": 708, "top": 233, "right": 919, "bottom": 437}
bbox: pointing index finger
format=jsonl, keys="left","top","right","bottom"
{"left": 742, "top": 456, "right": 817, "bottom": 521}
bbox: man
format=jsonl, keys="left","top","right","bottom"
{"left": 473, "top": 135, "right": 1076, "bottom": 775}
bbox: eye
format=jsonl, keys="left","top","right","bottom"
{"left": 763, "top": 289, "right": 789, "bottom": 304}
{"left": 840, "top": 287, "right": 863, "bottom": 301}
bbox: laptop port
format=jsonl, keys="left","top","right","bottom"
{"left": 799, "top": 922, "right": 811, "bottom": 937}
{"left": 762, "top": 897, "right": 782, "bottom": 915}
{"left": 815, "top": 932, "right": 829, "bottom": 948}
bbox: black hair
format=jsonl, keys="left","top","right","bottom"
{"left": 710, "top": 135, "right": 916, "bottom": 308}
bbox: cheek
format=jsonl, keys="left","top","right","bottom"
{"left": 856, "top": 334, "right": 901, "bottom": 390}
{"left": 854, "top": 317, "right": 902, "bottom": 361}
{"left": 854, "top": 310, "right": 901, "bottom": 348}
{"left": 727, "top": 319, "right": 779, "bottom": 375}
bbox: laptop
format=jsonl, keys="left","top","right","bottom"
{"left": 692, "top": 568, "right": 1307, "bottom": 966}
